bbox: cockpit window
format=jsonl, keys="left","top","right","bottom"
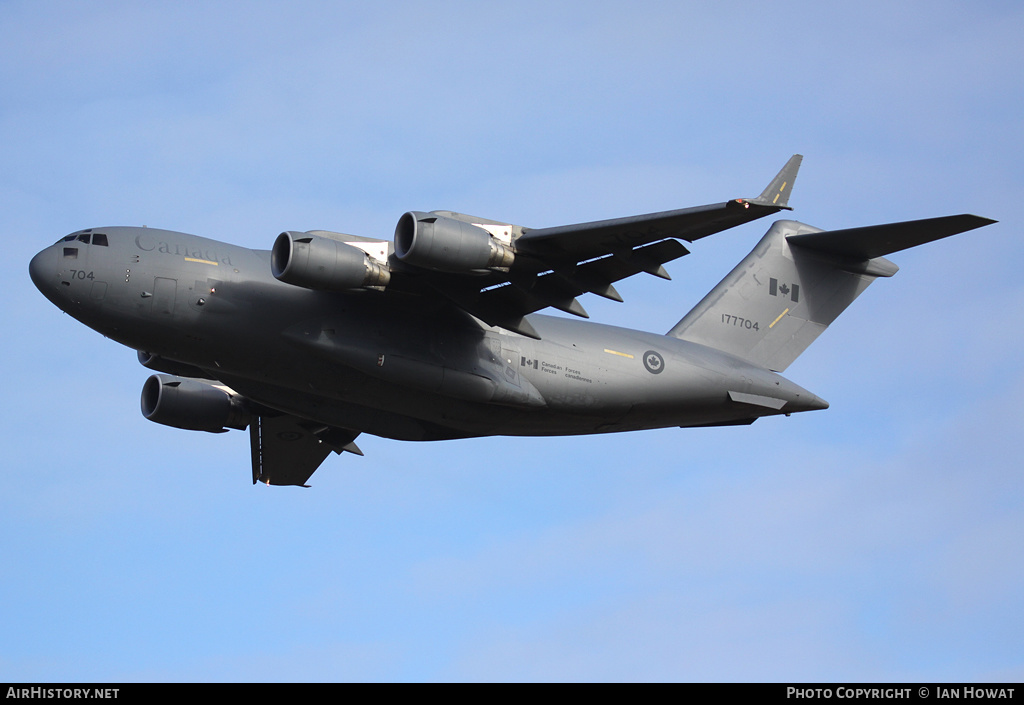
{"left": 55, "top": 231, "right": 107, "bottom": 246}
{"left": 63, "top": 247, "right": 78, "bottom": 258}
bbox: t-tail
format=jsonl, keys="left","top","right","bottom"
{"left": 668, "top": 214, "right": 996, "bottom": 372}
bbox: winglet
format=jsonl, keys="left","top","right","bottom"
{"left": 750, "top": 154, "right": 802, "bottom": 210}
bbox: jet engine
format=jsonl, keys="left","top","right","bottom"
{"left": 141, "top": 374, "right": 251, "bottom": 433}
{"left": 272, "top": 232, "right": 391, "bottom": 291}
{"left": 394, "top": 211, "right": 514, "bottom": 273}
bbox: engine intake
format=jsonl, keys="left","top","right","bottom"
{"left": 141, "top": 374, "right": 251, "bottom": 433}
{"left": 272, "top": 232, "right": 390, "bottom": 291}
{"left": 394, "top": 212, "right": 514, "bottom": 273}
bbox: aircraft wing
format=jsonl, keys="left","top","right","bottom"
{"left": 395, "top": 155, "right": 802, "bottom": 338}
{"left": 249, "top": 414, "right": 362, "bottom": 487}
{"left": 516, "top": 153, "right": 802, "bottom": 260}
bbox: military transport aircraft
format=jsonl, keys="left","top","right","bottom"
{"left": 29, "top": 156, "right": 995, "bottom": 486}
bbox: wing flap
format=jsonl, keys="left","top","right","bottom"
{"left": 445, "top": 238, "right": 689, "bottom": 335}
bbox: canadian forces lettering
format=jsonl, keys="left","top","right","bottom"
{"left": 135, "top": 233, "right": 233, "bottom": 266}
{"left": 521, "top": 357, "right": 594, "bottom": 384}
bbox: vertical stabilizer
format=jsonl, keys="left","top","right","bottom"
{"left": 667, "top": 215, "right": 994, "bottom": 372}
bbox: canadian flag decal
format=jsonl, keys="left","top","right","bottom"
{"left": 769, "top": 278, "right": 800, "bottom": 303}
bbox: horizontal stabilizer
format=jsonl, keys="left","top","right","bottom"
{"left": 787, "top": 214, "right": 996, "bottom": 260}
{"left": 669, "top": 214, "right": 996, "bottom": 372}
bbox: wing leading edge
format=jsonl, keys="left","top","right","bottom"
{"left": 515, "top": 154, "right": 802, "bottom": 260}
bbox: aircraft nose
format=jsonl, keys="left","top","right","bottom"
{"left": 29, "top": 248, "right": 52, "bottom": 291}
{"left": 29, "top": 246, "right": 63, "bottom": 307}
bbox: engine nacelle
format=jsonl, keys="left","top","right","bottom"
{"left": 272, "top": 232, "right": 390, "bottom": 291}
{"left": 394, "top": 211, "right": 514, "bottom": 273}
{"left": 141, "top": 374, "right": 251, "bottom": 433}
{"left": 137, "top": 350, "right": 216, "bottom": 380}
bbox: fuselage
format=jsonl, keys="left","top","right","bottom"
{"left": 30, "top": 226, "right": 826, "bottom": 441}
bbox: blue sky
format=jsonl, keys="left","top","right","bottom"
{"left": 2, "top": 0, "right": 1022, "bottom": 681}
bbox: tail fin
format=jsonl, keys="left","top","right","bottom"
{"left": 667, "top": 214, "right": 995, "bottom": 372}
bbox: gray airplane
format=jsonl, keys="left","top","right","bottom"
{"left": 29, "top": 156, "right": 995, "bottom": 486}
